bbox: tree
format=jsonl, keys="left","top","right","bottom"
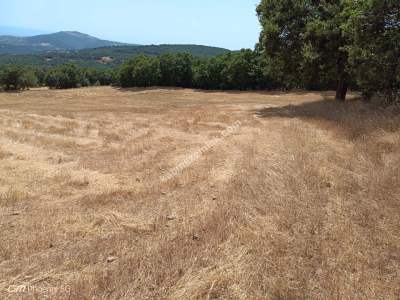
{"left": 257, "top": 0, "right": 350, "bottom": 100}
{"left": 173, "top": 53, "right": 194, "bottom": 87}
{"left": 34, "top": 68, "right": 48, "bottom": 86}
{"left": 0, "top": 65, "right": 22, "bottom": 90}
{"left": 222, "top": 50, "right": 263, "bottom": 90}
{"left": 193, "top": 56, "right": 226, "bottom": 90}
{"left": 19, "top": 70, "right": 38, "bottom": 89}
{"left": 343, "top": 0, "right": 400, "bottom": 102}
{"left": 159, "top": 54, "right": 178, "bottom": 86}
{"left": 45, "top": 64, "right": 81, "bottom": 89}
{"left": 119, "top": 55, "right": 160, "bottom": 87}
{"left": 193, "top": 51, "right": 268, "bottom": 90}
{"left": 55, "top": 64, "right": 81, "bottom": 89}
{"left": 0, "top": 65, "right": 37, "bottom": 90}
{"left": 44, "top": 69, "right": 59, "bottom": 89}
{"left": 159, "top": 53, "right": 194, "bottom": 87}
{"left": 78, "top": 68, "right": 116, "bottom": 87}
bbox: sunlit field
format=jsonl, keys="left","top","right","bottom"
{"left": 1, "top": 87, "right": 399, "bottom": 299}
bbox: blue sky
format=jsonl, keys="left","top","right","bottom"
{"left": 0, "top": 0, "right": 261, "bottom": 50}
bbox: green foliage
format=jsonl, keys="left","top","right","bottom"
{"left": 257, "top": 0, "right": 400, "bottom": 102}
{"left": 0, "top": 52, "right": 270, "bottom": 92}
{"left": 222, "top": 50, "right": 264, "bottom": 90}
{"left": 0, "top": 65, "right": 38, "bottom": 90}
{"left": 19, "top": 70, "right": 38, "bottom": 89}
{"left": 0, "top": 45, "right": 230, "bottom": 69}
{"left": 194, "top": 50, "right": 266, "bottom": 90}
{"left": 159, "top": 53, "right": 193, "bottom": 87}
{"left": 119, "top": 55, "right": 161, "bottom": 87}
{"left": 81, "top": 68, "right": 115, "bottom": 86}
{"left": 43, "top": 70, "right": 58, "bottom": 89}
{"left": 343, "top": 0, "right": 400, "bottom": 102}
{"left": 257, "top": 0, "right": 349, "bottom": 98}
{"left": 43, "top": 64, "right": 116, "bottom": 89}
{"left": 118, "top": 51, "right": 271, "bottom": 90}
{"left": 45, "top": 64, "right": 81, "bottom": 89}
{"left": 193, "top": 57, "right": 226, "bottom": 90}
{"left": 0, "top": 65, "right": 23, "bottom": 90}
{"left": 34, "top": 68, "right": 47, "bottom": 86}
{"left": 257, "top": 0, "right": 310, "bottom": 88}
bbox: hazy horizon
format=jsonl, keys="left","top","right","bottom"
{"left": 0, "top": 0, "right": 261, "bottom": 50}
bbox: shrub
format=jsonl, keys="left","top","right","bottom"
{"left": 0, "top": 65, "right": 38, "bottom": 91}
{"left": 45, "top": 64, "right": 81, "bottom": 89}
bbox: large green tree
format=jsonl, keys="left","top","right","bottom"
{"left": 344, "top": 0, "right": 400, "bottom": 102}
{"left": 257, "top": 0, "right": 350, "bottom": 100}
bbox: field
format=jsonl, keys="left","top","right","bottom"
{"left": 0, "top": 87, "right": 399, "bottom": 299}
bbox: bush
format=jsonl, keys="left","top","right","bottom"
{"left": 34, "top": 68, "right": 48, "bottom": 86}
{"left": 19, "top": 70, "right": 38, "bottom": 89}
{"left": 45, "top": 64, "right": 81, "bottom": 89}
{"left": 0, "top": 65, "right": 38, "bottom": 91}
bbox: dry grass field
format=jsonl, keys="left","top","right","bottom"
{"left": 0, "top": 86, "right": 399, "bottom": 299}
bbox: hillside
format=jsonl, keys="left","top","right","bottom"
{"left": 0, "top": 31, "right": 126, "bottom": 54}
{"left": 0, "top": 44, "right": 230, "bottom": 68}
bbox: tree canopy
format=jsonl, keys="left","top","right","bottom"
{"left": 0, "top": 65, "right": 37, "bottom": 90}
{"left": 257, "top": 0, "right": 400, "bottom": 101}
{"left": 344, "top": 0, "right": 400, "bottom": 102}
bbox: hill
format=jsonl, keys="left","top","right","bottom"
{"left": 0, "top": 44, "right": 230, "bottom": 68}
{"left": 0, "top": 31, "right": 126, "bottom": 54}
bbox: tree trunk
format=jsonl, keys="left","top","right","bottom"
{"left": 335, "top": 77, "right": 348, "bottom": 101}
{"left": 335, "top": 52, "right": 348, "bottom": 101}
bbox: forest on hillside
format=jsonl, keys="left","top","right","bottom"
{"left": 0, "top": 45, "right": 230, "bottom": 68}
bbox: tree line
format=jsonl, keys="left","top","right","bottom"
{"left": 0, "top": 64, "right": 117, "bottom": 90}
{"left": 1, "top": 0, "right": 399, "bottom": 103}
{"left": 0, "top": 51, "right": 276, "bottom": 91}
{"left": 119, "top": 51, "right": 272, "bottom": 90}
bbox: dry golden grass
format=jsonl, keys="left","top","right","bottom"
{"left": 0, "top": 87, "right": 399, "bottom": 299}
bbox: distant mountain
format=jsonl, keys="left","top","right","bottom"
{"left": 0, "top": 31, "right": 127, "bottom": 54}
{"left": 0, "top": 44, "right": 230, "bottom": 68}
